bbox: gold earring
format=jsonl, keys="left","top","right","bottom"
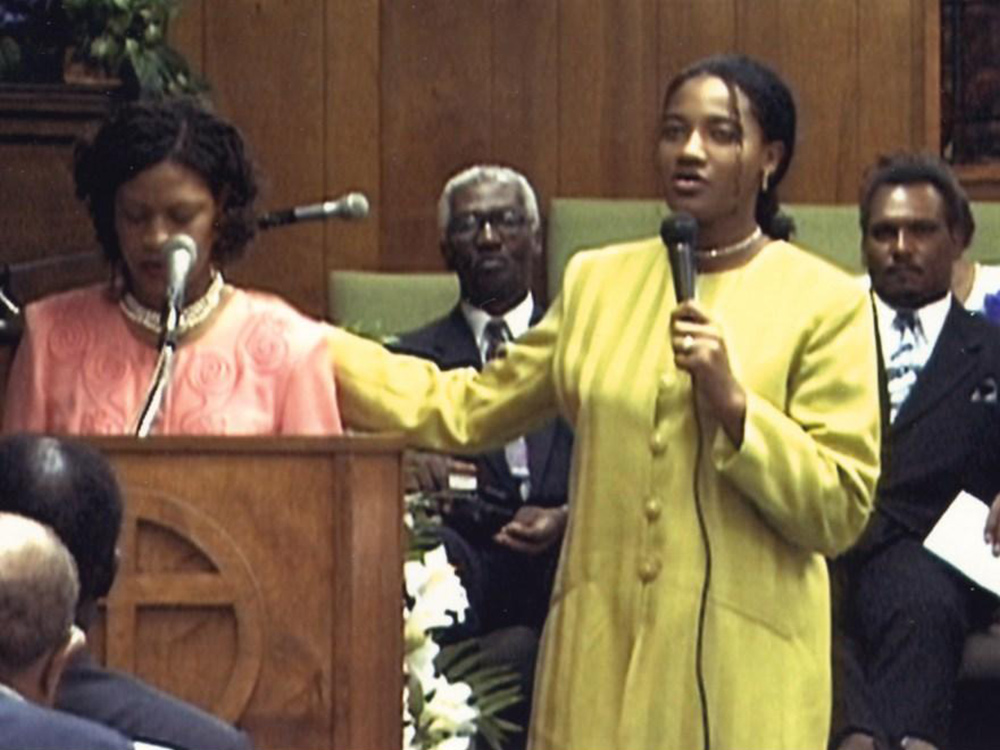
{"left": 761, "top": 170, "right": 772, "bottom": 193}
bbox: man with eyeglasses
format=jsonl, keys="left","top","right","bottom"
{"left": 388, "top": 165, "right": 573, "bottom": 750}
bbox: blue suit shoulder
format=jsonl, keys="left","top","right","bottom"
{"left": 57, "top": 653, "right": 252, "bottom": 750}
{"left": 0, "top": 696, "right": 133, "bottom": 750}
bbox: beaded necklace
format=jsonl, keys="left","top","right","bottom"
{"left": 119, "top": 271, "right": 225, "bottom": 338}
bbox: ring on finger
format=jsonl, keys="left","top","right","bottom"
{"left": 682, "top": 334, "right": 694, "bottom": 353}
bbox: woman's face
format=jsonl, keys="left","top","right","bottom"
{"left": 114, "top": 160, "right": 218, "bottom": 309}
{"left": 656, "top": 74, "right": 782, "bottom": 241}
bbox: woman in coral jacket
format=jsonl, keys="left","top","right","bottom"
{"left": 4, "top": 98, "right": 341, "bottom": 436}
{"left": 332, "top": 54, "right": 880, "bottom": 750}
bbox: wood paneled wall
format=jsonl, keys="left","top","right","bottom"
{"left": 169, "top": 0, "right": 935, "bottom": 317}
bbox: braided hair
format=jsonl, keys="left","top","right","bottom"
{"left": 74, "top": 97, "right": 260, "bottom": 269}
{"left": 662, "top": 55, "right": 797, "bottom": 240}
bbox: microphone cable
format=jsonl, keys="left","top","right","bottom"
{"left": 691, "top": 391, "right": 713, "bottom": 750}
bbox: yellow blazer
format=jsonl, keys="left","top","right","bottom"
{"left": 331, "top": 237, "right": 881, "bottom": 750}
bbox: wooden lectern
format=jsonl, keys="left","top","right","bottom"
{"left": 90, "top": 436, "right": 404, "bottom": 750}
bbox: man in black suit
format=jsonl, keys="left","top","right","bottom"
{"left": 0, "top": 512, "right": 134, "bottom": 750}
{"left": 832, "top": 153, "right": 1000, "bottom": 750}
{"left": 388, "top": 165, "right": 573, "bottom": 747}
{"left": 0, "top": 434, "right": 251, "bottom": 750}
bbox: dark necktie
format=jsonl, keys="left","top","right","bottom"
{"left": 483, "top": 318, "right": 510, "bottom": 362}
{"left": 482, "top": 318, "right": 530, "bottom": 498}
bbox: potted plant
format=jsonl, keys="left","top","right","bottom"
{"left": 61, "top": 0, "right": 206, "bottom": 97}
{"left": 0, "top": 1, "right": 72, "bottom": 83}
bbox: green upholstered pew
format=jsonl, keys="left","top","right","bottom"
{"left": 326, "top": 200, "right": 1000, "bottom": 335}
{"left": 327, "top": 270, "right": 459, "bottom": 338}
{"left": 544, "top": 198, "right": 1000, "bottom": 301}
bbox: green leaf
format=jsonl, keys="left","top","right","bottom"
{"left": 0, "top": 37, "right": 22, "bottom": 78}
{"left": 468, "top": 673, "right": 521, "bottom": 697}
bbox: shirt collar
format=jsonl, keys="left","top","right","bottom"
{"left": 873, "top": 291, "right": 952, "bottom": 353}
{"left": 461, "top": 292, "right": 535, "bottom": 361}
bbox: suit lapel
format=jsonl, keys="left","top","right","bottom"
{"left": 892, "top": 302, "right": 983, "bottom": 432}
{"left": 430, "top": 306, "right": 481, "bottom": 369}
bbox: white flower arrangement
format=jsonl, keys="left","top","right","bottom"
{"left": 404, "top": 544, "right": 477, "bottom": 750}
{"left": 403, "top": 500, "right": 525, "bottom": 750}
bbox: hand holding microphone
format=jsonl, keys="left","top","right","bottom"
{"left": 662, "top": 214, "right": 747, "bottom": 445}
{"left": 662, "top": 211, "right": 702, "bottom": 359}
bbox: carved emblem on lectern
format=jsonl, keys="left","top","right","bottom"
{"left": 99, "top": 488, "right": 265, "bottom": 723}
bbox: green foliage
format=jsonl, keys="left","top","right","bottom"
{"left": 62, "top": 0, "right": 205, "bottom": 97}
{"left": 0, "top": 36, "right": 21, "bottom": 78}
{"left": 406, "top": 491, "right": 446, "bottom": 561}
{"left": 436, "top": 640, "right": 524, "bottom": 750}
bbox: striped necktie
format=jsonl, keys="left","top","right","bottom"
{"left": 887, "top": 310, "right": 923, "bottom": 422}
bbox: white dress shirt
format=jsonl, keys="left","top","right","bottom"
{"left": 461, "top": 292, "right": 535, "bottom": 498}
{"left": 873, "top": 291, "right": 951, "bottom": 421}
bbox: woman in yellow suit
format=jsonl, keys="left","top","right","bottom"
{"left": 332, "top": 54, "right": 880, "bottom": 750}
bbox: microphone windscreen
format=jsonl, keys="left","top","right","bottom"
{"left": 161, "top": 234, "right": 199, "bottom": 265}
{"left": 343, "top": 192, "right": 370, "bottom": 219}
{"left": 660, "top": 212, "right": 698, "bottom": 248}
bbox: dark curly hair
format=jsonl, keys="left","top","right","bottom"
{"left": 858, "top": 152, "right": 974, "bottom": 248}
{"left": 662, "top": 54, "right": 798, "bottom": 241}
{"left": 74, "top": 97, "right": 259, "bottom": 270}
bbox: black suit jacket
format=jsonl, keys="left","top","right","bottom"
{"left": 387, "top": 304, "right": 573, "bottom": 512}
{"left": 875, "top": 300, "right": 1000, "bottom": 539}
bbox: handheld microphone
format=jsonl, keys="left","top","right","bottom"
{"left": 258, "top": 192, "right": 370, "bottom": 229}
{"left": 661, "top": 212, "right": 698, "bottom": 302}
{"left": 161, "top": 234, "right": 198, "bottom": 346}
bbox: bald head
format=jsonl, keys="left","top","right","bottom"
{"left": 0, "top": 513, "right": 79, "bottom": 678}
{"left": 0, "top": 436, "right": 122, "bottom": 613}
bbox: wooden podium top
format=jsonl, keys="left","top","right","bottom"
{"left": 90, "top": 432, "right": 406, "bottom": 454}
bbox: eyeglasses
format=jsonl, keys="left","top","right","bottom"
{"left": 447, "top": 209, "right": 529, "bottom": 242}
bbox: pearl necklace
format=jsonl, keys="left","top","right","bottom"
{"left": 699, "top": 226, "right": 764, "bottom": 260}
{"left": 119, "top": 272, "right": 226, "bottom": 338}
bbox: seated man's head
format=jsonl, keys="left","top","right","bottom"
{"left": 859, "top": 152, "right": 974, "bottom": 309}
{"left": 0, "top": 512, "right": 83, "bottom": 706}
{"left": 438, "top": 166, "right": 542, "bottom": 315}
{"left": 0, "top": 435, "right": 122, "bottom": 630}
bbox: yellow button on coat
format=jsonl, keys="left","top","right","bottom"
{"left": 644, "top": 498, "right": 662, "bottom": 521}
{"left": 638, "top": 557, "right": 662, "bottom": 583}
{"left": 649, "top": 432, "right": 667, "bottom": 455}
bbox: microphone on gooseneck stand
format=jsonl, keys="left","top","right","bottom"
{"left": 133, "top": 234, "right": 198, "bottom": 438}
{"left": 257, "top": 192, "right": 370, "bottom": 230}
{"left": 661, "top": 212, "right": 699, "bottom": 303}
{"left": 160, "top": 234, "right": 199, "bottom": 348}
{"left": 0, "top": 263, "right": 23, "bottom": 346}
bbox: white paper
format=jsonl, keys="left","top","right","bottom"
{"left": 923, "top": 491, "right": 1000, "bottom": 598}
